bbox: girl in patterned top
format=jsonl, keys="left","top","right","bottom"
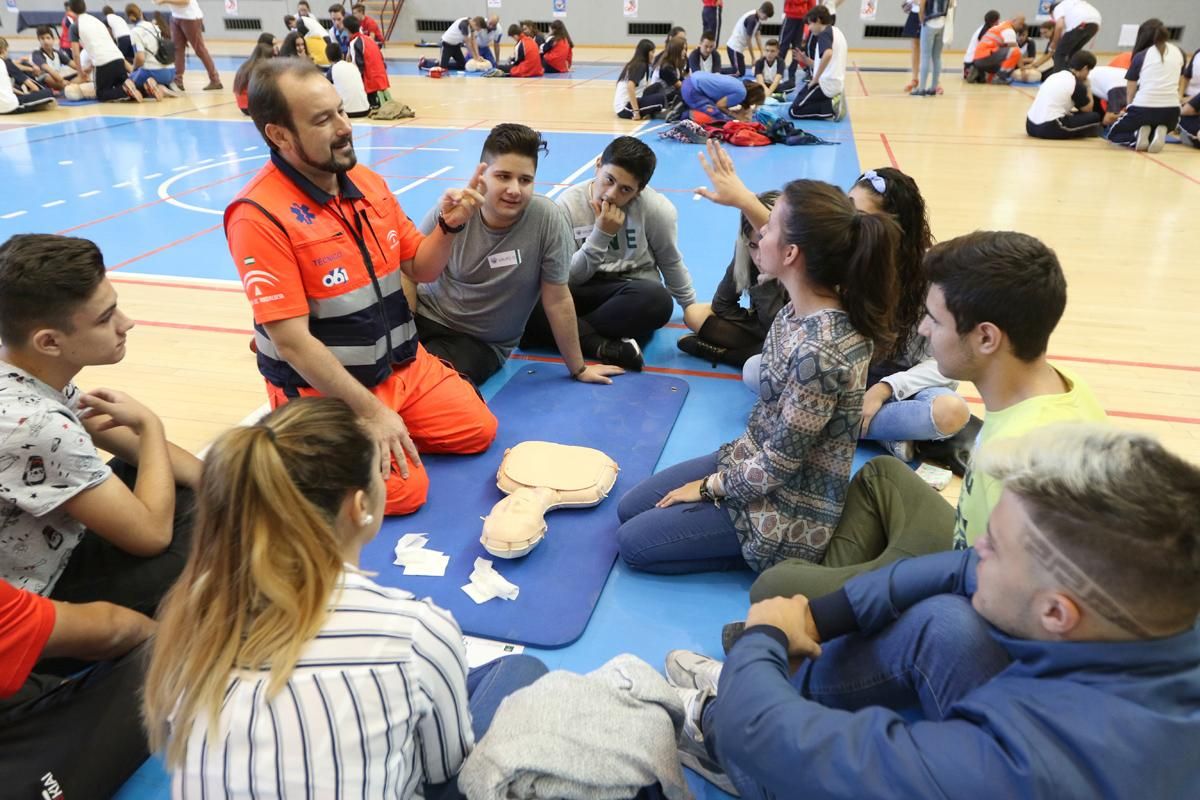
{"left": 615, "top": 140, "right": 900, "bottom": 574}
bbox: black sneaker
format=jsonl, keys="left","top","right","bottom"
{"left": 676, "top": 334, "right": 726, "bottom": 367}
{"left": 721, "top": 621, "right": 746, "bottom": 654}
{"left": 595, "top": 338, "right": 644, "bottom": 371}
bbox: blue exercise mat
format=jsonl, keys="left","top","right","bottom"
{"left": 359, "top": 366, "right": 689, "bottom": 648}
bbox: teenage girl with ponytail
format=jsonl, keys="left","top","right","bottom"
{"left": 143, "top": 398, "right": 546, "bottom": 797}
{"left": 615, "top": 140, "right": 901, "bottom": 575}
{"left": 1106, "top": 18, "right": 1184, "bottom": 152}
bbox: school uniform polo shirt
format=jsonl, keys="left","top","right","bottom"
{"left": 225, "top": 152, "right": 425, "bottom": 390}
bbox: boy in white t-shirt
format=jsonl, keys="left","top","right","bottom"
{"left": 324, "top": 41, "right": 368, "bottom": 117}
{"left": 725, "top": 2, "right": 773, "bottom": 78}
{"left": 1025, "top": 50, "right": 1101, "bottom": 139}
{"left": 1043, "top": 0, "right": 1101, "bottom": 77}
{"left": 67, "top": 0, "right": 141, "bottom": 101}
{"left": 789, "top": 5, "right": 846, "bottom": 121}
{"left": 102, "top": 5, "right": 135, "bottom": 62}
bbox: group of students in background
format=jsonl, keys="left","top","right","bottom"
{"left": 615, "top": 2, "right": 848, "bottom": 124}
{"left": 415, "top": 16, "right": 574, "bottom": 79}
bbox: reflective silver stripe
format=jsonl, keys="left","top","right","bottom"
{"left": 309, "top": 269, "right": 405, "bottom": 319}
{"left": 255, "top": 320, "right": 416, "bottom": 367}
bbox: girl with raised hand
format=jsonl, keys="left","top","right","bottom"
{"left": 615, "top": 140, "right": 901, "bottom": 575}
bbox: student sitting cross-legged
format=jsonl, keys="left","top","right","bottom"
{"left": 523, "top": 136, "right": 699, "bottom": 372}
{"left": 143, "top": 398, "right": 549, "bottom": 799}
{"left": 614, "top": 140, "right": 900, "bottom": 575}
{"left": 1026, "top": 51, "right": 1102, "bottom": 139}
{"left": 688, "top": 30, "right": 723, "bottom": 74}
{"left": 748, "top": 229, "right": 1108, "bottom": 606}
{"left": 666, "top": 423, "right": 1200, "bottom": 799}
{"left": 0, "top": 234, "right": 199, "bottom": 621}
{"left": 413, "top": 124, "right": 622, "bottom": 387}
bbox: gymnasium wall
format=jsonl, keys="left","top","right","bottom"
{"left": 4, "top": 0, "right": 1197, "bottom": 50}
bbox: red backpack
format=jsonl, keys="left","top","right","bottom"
{"left": 720, "top": 121, "right": 772, "bottom": 147}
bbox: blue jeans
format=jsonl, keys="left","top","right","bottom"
{"left": 918, "top": 23, "right": 945, "bottom": 92}
{"left": 478, "top": 45, "right": 497, "bottom": 67}
{"left": 130, "top": 66, "right": 175, "bottom": 90}
{"left": 706, "top": 595, "right": 1012, "bottom": 795}
{"left": 427, "top": 654, "right": 548, "bottom": 799}
{"left": 864, "top": 386, "right": 959, "bottom": 442}
{"left": 616, "top": 453, "right": 747, "bottom": 574}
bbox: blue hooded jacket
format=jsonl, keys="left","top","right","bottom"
{"left": 708, "top": 550, "right": 1200, "bottom": 799}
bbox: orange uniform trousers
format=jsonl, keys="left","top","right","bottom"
{"left": 266, "top": 344, "right": 498, "bottom": 515}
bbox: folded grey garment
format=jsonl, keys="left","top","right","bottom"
{"left": 458, "top": 654, "right": 694, "bottom": 800}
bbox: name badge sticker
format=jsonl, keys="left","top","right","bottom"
{"left": 573, "top": 225, "right": 595, "bottom": 240}
{"left": 488, "top": 250, "right": 521, "bottom": 269}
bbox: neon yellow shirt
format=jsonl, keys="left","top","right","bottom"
{"left": 953, "top": 365, "right": 1107, "bottom": 548}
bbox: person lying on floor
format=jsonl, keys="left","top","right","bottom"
{"left": 524, "top": 136, "right": 698, "bottom": 372}
{"left": 142, "top": 397, "right": 548, "bottom": 799}
{"left": 677, "top": 190, "right": 785, "bottom": 369}
{"left": 614, "top": 140, "right": 900, "bottom": 576}
{"left": 664, "top": 423, "right": 1200, "bottom": 800}
{"left": 413, "top": 123, "right": 622, "bottom": 387}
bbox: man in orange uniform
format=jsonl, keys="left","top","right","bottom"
{"left": 225, "top": 58, "right": 495, "bottom": 515}
{"left": 968, "top": 16, "right": 1027, "bottom": 84}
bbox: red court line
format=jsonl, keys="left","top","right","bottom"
{"left": 107, "top": 224, "right": 222, "bottom": 271}
{"left": 961, "top": 395, "right": 1200, "bottom": 426}
{"left": 111, "top": 276, "right": 243, "bottom": 294}
{"left": 134, "top": 319, "right": 252, "bottom": 336}
{"left": 56, "top": 167, "right": 261, "bottom": 235}
{"left": 1138, "top": 152, "right": 1200, "bottom": 186}
{"left": 853, "top": 63, "right": 870, "bottom": 97}
{"left": 1048, "top": 353, "right": 1200, "bottom": 373}
{"left": 879, "top": 132, "right": 900, "bottom": 169}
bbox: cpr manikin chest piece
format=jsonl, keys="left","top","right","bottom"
{"left": 481, "top": 441, "right": 619, "bottom": 559}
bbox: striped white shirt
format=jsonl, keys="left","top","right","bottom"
{"left": 172, "top": 570, "right": 472, "bottom": 799}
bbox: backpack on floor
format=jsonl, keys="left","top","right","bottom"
{"left": 659, "top": 120, "right": 709, "bottom": 144}
{"left": 718, "top": 120, "right": 772, "bottom": 147}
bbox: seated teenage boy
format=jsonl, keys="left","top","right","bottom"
{"left": 666, "top": 423, "right": 1200, "bottom": 799}
{"left": 414, "top": 124, "right": 622, "bottom": 387}
{"left": 0, "top": 579, "right": 154, "bottom": 797}
{"left": 688, "top": 30, "right": 723, "bottom": 74}
{"left": 745, "top": 230, "right": 1107, "bottom": 603}
{"left": 1026, "top": 51, "right": 1102, "bottom": 139}
{"left": 789, "top": 6, "right": 847, "bottom": 121}
{"left": 754, "top": 38, "right": 787, "bottom": 95}
{"left": 0, "top": 234, "right": 198, "bottom": 616}
{"left": 524, "top": 136, "right": 697, "bottom": 372}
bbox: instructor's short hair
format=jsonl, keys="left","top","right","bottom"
{"left": 923, "top": 231, "right": 1066, "bottom": 362}
{"left": 599, "top": 136, "right": 657, "bottom": 189}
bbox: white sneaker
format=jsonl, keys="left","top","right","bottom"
{"left": 1135, "top": 125, "right": 1153, "bottom": 152}
{"left": 882, "top": 439, "right": 915, "bottom": 462}
{"left": 673, "top": 686, "right": 740, "bottom": 796}
{"left": 665, "top": 649, "right": 723, "bottom": 694}
{"left": 1148, "top": 124, "right": 1169, "bottom": 153}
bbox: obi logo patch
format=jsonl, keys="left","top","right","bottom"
{"left": 322, "top": 266, "right": 350, "bottom": 286}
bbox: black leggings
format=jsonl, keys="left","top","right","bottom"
{"left": 1051, "top": 24, "right": 1099, "bottom": 74}
{"left": 618, "top": 84, "right": 667, "bottom": 118}
{"left": 696, "top": 314, "right": 768, "bottom": 367}
{"left": 94, "top": 59, "right": 131, "bottom": 102}
{"left": 726, "top": 46, "right": 747, "bottom": 77}
{"left": 1025, "top": 112, "right": 1102, "bottom": 139}
{"left": 440, "top": 42, "right": 467, "bottom": 70}
{"left": 0, "top": 644, "right": 151, "bottom": 800}
{"left": 523, "top": 276, "right": 674, "bottom": 353}
{"left": 415, "top": 314, "right": 504, "bottom": 387}
{"left": 8, "top": 86, "right": 55, "bottom": 113}
{"left": 1106, "top": 105, "right": 1182, "bottom": 147}
{"left": 1180, "top": 115, "right": 1200, "bottom": 148}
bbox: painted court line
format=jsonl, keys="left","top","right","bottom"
{"left": 1, "top": 210, "right": 26, "bottom": 219}
{"left": 42, "top": 200, "right": 65, "bottom": 208}
{"left": 393, "top": 166, "right": 455, "bottom": 196}
{"left": 113, "top": 181, "right": 132, "bottom": 188}
{"left": 879, "top": 133, "right": 900, "bottom": 169}
{"left": 107, "top": 224, "right": 222, "bottom": 271}
{"left": 78, "top": 190, "right": 101, "bottom": 198}
{"left": 143, "top": 172, "right": 163, "bottom": 179}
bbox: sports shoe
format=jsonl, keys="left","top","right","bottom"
{"left": 1147, "top": 124, "right": 1169, "bottom": 153}
{"left": 665, "top": 649, "right": 723, "bottom": 694}
{"left": 1135, "top": 124, "right": 1152, "bottom": 151}
{"left": 674, "top": 686, "right": 740, "bottom": 796}
{"left": 833, "top": 93, "right": 847, "bottom": 121}
{"left": 595, "top": 337, "right": 643, "bottom": 371}
{"left": 676, "top": 334, "right": 727, "bottom": 367}
{"left": 721, "top": 621, "right": 746, "bottom": 654}
{"left": 882, "top": 439, "right": 915, "bottom": 462}
{"left": 173, "top": 77, "right": 185, "bottom": 91}
{"left": 966, "top": 66, "right": 983, "bottom": 84}
{"left": 203, "top": 80, "right": 223, "bottom": 91}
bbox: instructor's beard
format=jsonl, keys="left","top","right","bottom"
{"left": 298, "top": 130, "right": 358, "bottom": 174}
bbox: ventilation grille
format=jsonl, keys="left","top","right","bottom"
{"left": 628, "top": 22, "right": 671, "bottom": 36}
{"left": 224, "top": 17, "right": 262, "bottom": 31}
{"left": 863, "top": 24, "right": 905, "bottom": 38}
{"left": 1167, "top": 25, "right": 1185, "bottom": 41}
{"left": 416, "top": 18, "right": 455, "bottom": 33}
{"left": 760, "top": 23, "right": 781, "bottom": 36}
{"left": 527, "top": 20, "right": 551, "bottom": 33}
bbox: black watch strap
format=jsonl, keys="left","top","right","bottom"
{"left": 437, "top": 214, "right": 466, "bottom": 235}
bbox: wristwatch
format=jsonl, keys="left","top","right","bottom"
{"left": 699, "top": 474, "right": 721, "bottom": 506}
{"left": 437, "top": 213, "right": 466, "bottom": 235}
{"left": 571, "top": 363, "right": 588, "bottom": 379}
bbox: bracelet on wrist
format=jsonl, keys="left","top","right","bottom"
{"left": 571, "top": 362, "right": 588, "bottom": 379}
{"left": 437, "top": 213, "right": 466, "bottom": 235}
